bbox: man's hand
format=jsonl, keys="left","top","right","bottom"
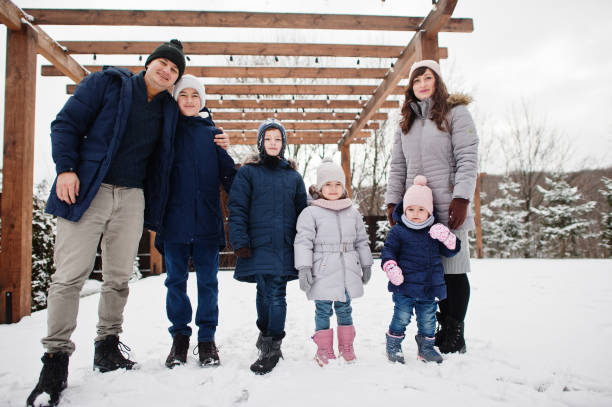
{"left": 214, "top": 127, "right": 230, "bottom": 150}
{"left": 56, "top": 172, "right": 80, "bottom": 204}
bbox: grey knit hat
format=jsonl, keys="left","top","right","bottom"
{"left": 257, "top": 118, "right": 287, "bottom": 158}
{"left": 145, "top": 39, "right": 186, "bottom": 81}
{"left": 409, "top": 59, "right": 442, "bottom": 80}
{"left": 173, "top": 74, "right": 206, "bottom": 107}
{"left": 316, "top": 158, "right": 346, "bottom": 189}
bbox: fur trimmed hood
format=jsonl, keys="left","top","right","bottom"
{"left": 242, "top": 153, "right": 298, "bottom": 170}
{"left": 448, "top": 93, "right": 472, "bottom": 107}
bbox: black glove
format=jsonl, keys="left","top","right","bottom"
{"left": 448, "top": 198, "right": 469, "bottom": 230}
{"left": 234, "top": 247, "right": 252, "bottom": 259}
{"left": 386, "top": 203, "right": 397, "bottom": 226}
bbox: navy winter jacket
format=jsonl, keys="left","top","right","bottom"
{"left": 155, "top": 109, "right": 236, "bottom": 252}
{"left": 45, "top": 67, "right": 178, "bottom": 230}
{"left": 381, "top": 201, "right": 461, "bottom": 300}
{"left": 228, "top": 155, "right": 307, "bottom": 283}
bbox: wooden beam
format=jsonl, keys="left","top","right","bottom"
{"left": 207, "top": 99, "right": 400, "bottom": 109}
{"left": 340, "top": 144, "right": 352, "bottom": 197}
{"left": 214, "top": 112, "right": 387, "bottom": 121}
{"left": 58, "top": 41, "right": 447, "bottom": 59}
{"left": 474, "top": 173, "right": 486, "bottom": 259}
{"left": 217, "top": 121, "right": 379, "bottom": 130}
{"left": 0, "top": 0, "right": 89, "bottom": 83}
{"left": 25, "top": 9, "right": 474, "bottom": 33}
{"left": 339, "top": 0, "right": 458, "bottom": 146}
{"left": 69, "top": 83, "right": 405, "bottom": 96}
{"left": 0, "top": 0, "right": 23, "bottom": 30}
{"left": 225, "top": 130, "right": 371, "bottom": 138}
{"left": 0, "top": 24, "right": 37, "bottom": 323}
{"left": 229, "top": 135, "right": 367, "bottom": 145}
{"left": 43, "top": 65, "right": 392, "bottom": 79}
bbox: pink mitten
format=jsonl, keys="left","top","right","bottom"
{"left": 429, "top": 223, "right": 457, "bottom": 250}
{"left": 382, "top": 260, "right": 404, "bottom": 286}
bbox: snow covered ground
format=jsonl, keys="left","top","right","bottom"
{"left": 1, "top": 259, "right": 611, "bottom": 406}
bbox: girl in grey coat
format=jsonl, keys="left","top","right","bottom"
{"left": 384, "top": 60, "right": 478, "bottom": 354}
{"left": 294, "top": 159, "right": 373, "bottom": 366}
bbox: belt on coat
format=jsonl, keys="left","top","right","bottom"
{"left": 314, "top": 243, "right": 355, "bottom": 253}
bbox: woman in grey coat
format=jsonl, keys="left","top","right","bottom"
{"left": 385, "top": 60, "right": 478, "bottom": 354}
{"left": 294, "top": 159, "right": 373, "bottom": 366}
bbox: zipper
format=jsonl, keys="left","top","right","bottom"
{"left": 335, "top": 211, "right": 347, "bottom": 301}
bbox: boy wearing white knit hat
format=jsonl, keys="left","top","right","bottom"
{"left": 294, "top": 158, "right": 373, "bottom": 366}
{"left": 381, "top": 175, "right": 461, "bottom": 364}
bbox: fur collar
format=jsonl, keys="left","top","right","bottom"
{"left": 448, "top": 93, "right": 472, "bottom": 107}
{"left": 242, "top": 154, "right": 298, "bottom": 170}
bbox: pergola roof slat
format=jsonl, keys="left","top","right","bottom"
{"left": 206, "top": 99, "right": 399, "bottom": 109}
{"left": 214, "top": 112, "right": 386, "bottom": 121}
{"left": 25, "top": 9, "right": 473, "bottom": 33}
{"left": 216, "top": 121, "right": 379, "bottom": 130}
{"left": 57, "top": 41, "right": 447, "bottom": 59}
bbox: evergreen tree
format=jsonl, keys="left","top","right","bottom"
{"left": 599, "top": 177, "right": 612, "bottom": 257}
{"left": 31, "top": 181, "right": 56, "bottom": 311}
{"left": 481, "top": 178, "right": 529, "bottom": 258}
{"left": 531, "top": 174, "right": 596, "bottom": 258}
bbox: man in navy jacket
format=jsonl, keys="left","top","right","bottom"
{"left": 28, "top": 40, "right": 187, "bottom": 407}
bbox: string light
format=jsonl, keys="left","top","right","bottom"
{"left": 229, "top": 55, "right": 233, "bottom": 62}
{"left": 291, "top": 95, "right": 295, "bottom": 104}
{"left": 315, "top": 57, "right": 319, "bottom": 63}
{"left": 93, "top": 53, "right": 97, "bottom": 61}
{"left": 219, "top": 96, "right": 223, "bottom": 105}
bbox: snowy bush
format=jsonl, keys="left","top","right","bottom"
{"left": 31, "top": 181, "right": 56, "bottom": 311}
{"left": 531, "top": 174, "right": 596, "bottom": 258}
{"left": 375, "top": 219, "right": 390, "bottom": 250}
{"left": 599, "top": 177, "right": 612, "bottom": 257}
{"left": 481, "top": 178, "right": 529, "bottom": 258}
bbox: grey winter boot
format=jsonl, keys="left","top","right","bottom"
{"left": 415, "top": 335, "right": 443, "bottom": 363}
{"left": 385, "top": 332, "right": 405, "bottom": 364}
{"left": 250, "top": 336, "right": 283, "bottom": 375}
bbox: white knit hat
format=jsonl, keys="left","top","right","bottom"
{"left": 408, "top": 60, "right": 442, "bottom": 81}
{"left": 172, "top": 74, "right": 206, "bottom": 107}
{"left": 316, "top": 158, "right": 346, "bottom": 189}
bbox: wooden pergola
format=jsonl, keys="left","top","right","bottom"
{"left": 0, "top": 0, "right": 472, "bottom": 323}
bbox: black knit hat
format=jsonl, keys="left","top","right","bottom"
{"left": 145, "top": 39, "right": 186, "bottom": 81}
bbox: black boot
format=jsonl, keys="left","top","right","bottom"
{"left": 434, "top": 311, "right": 447, "bottom": 348}
{"left": 250, "top": 336, "right": 283, "bottom": 375}
{"left": 197, "top": 341, "right": 220, "bottom": 367}
{"left": 165, "top": 334, "right": 190, "bottom": 368}
{"left": 26, "top": 352, "right": 69, "bottom": 407}
{"left": 93, "top": 335, "right": 136, "bottom": 372}
{"left": 439, "top": 315, "right": 467, "bottom": 354}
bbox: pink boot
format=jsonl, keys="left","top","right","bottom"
{"left": 312, "top": 329, "right": 336, "bottom": 366}
{"left": 337, "top": 325, "right": 356, "bottom": 362}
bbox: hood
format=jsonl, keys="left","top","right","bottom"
{"left": 242, "top": 154, "right": 298, "bottom": 170}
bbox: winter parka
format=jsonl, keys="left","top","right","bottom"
{"left": 381, "top": 201, "right": 461, "bottom": 300}
{"left": 228, "top": 155, "right": 307, "bottom": 283}
{"left": 45, "top": 67, "right": 178, "bottom": 230}
{"left": 385, "top": 94, "right": 478, "bottom": 232}
{"left": 155, "top": 108, "right": 236, "bottom": 253}
{"left": 294, "top": 199, "right": 373, "bottom": 302}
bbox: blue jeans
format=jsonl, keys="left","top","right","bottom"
{"left": 314, "top": 291, "right": 353, "bottom": 331}
{"left": 164, "top": 241, "right": 219, "bottom": 342}
{"left": 388, "top": 293, "right": 437, "bottom": 338}
{"left": 255, "top": 274, "right": 288, "bottom": 338}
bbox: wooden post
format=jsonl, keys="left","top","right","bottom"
{"left": 473, "top": 172, "right": 486, "bottom": 259}
{"left": 0, "top": 25, "right": 38, "bottom": 323}
{"left": 421, "top": 33, "right": 440, "bottom": 62}
{"left": 148, "top": 232, "right": 163, "bottom": 275}
{"left": 340, "top": 143, "right": 352, "bottom": 198}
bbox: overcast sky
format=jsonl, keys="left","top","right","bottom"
{"left": 1, "top": 0, "right": 611, "bottom": 184}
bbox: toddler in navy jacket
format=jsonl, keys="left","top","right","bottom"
{"left": 381, "top": 175, "right": 460, "bottom": 364}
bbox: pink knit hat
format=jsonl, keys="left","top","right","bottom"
{"left": 403, "top": 175, "right": 433, "bottom": 215}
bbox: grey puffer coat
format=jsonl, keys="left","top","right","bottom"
{"left": 294, "top": 199, "right": 373, "bottom": 302}
{"left": 385, "top": 94, "right": 479, "bottom": 232}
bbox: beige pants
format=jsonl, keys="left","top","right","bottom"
{"left": 42, "top": 184, "right": 144, "bottom": 354}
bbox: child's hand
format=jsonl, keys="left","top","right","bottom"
{"left": 362, "top": 266, "right": 372, "bottom": 284}
{"left": 382, "top": 260, "right": 403, "bottom": 286}
{"left": 298, "top": 267, "right": 313, "bottom": 292}
{"left": 429, "top": 223, "right": 457, "bottom": 250}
